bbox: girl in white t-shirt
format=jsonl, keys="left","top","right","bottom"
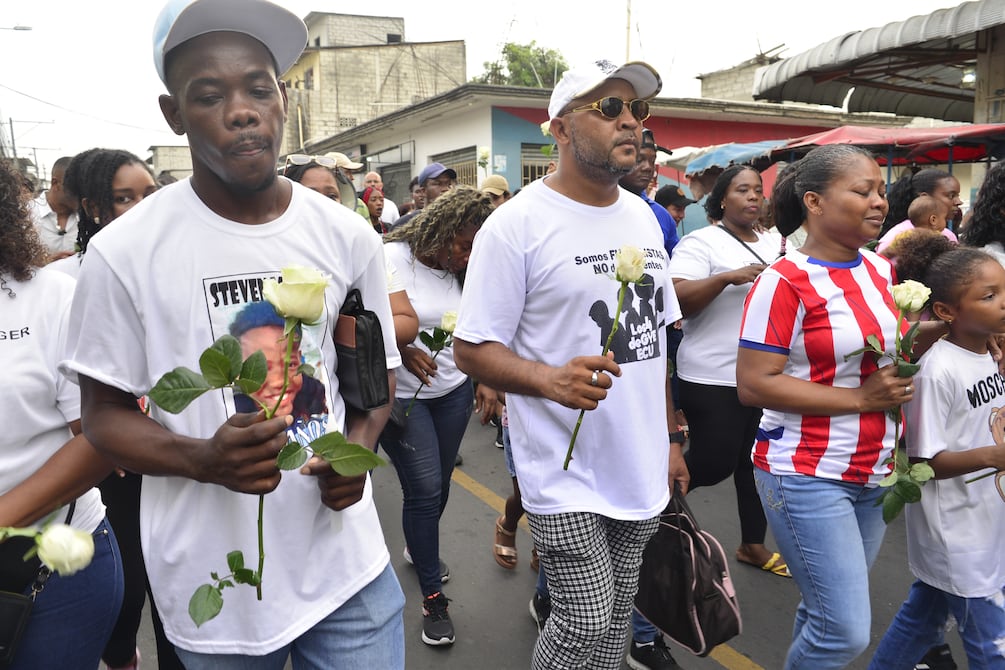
{"left": 869, "top": 244, "right": 1005, "bottom": 670}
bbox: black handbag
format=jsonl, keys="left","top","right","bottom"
{"left": 0, "top": 501, "right": 73, "bottom": 667}
{"left": 334, "top": 289, "right": 390, "bottom": 411}
{"left": 634, "top": 485, "right": 742, "bottom": 657}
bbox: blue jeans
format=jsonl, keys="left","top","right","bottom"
{"left": 754, "top": 468, "right": 886, "bottom": 670}
{"left": 174, "top": 563, "right": 405, "bottom": 669}
{"left": 381, "top": 381, "right": 473, "bottom": 595}
{"left": 12, "top": 517, "right": 124, "bottom": 669}
{"left": 869, "top": 580, "right": 1005, "bottom": 670}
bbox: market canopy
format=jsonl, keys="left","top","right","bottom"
{"left": 752, "top": 0, "right": 1005, "bottom": 122}
{"left": 769, "top": 123, "right": 1005, "bottom": 166}
{"left": 684, "top": 140, "right": 788, "bottom": 177}
{"left": 681, "top": 123, "right": 1005, "bottom": 181}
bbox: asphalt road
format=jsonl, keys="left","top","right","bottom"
{"left": 135, "top": 414, "right": 967, "bottom": 669}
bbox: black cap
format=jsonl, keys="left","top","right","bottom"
{"left": 641, "top": 129, "right": 673, "bottom": 156}
{"left": 654, "top": 185, "right": 696, "bottom": 208}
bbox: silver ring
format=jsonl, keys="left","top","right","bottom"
{"left": 590, "top": 371, "right": 599, "bottom": 387}
{"left": 904, "top": 385, "right": 913, "bottom": 395}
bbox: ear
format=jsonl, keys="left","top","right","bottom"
{"left": 803, "top": 191, "right": 823, "bottom": 217}
{"left": 81, "top": 197, "right": 100, "bottom": 224}
{"left": 279, "top": 79, "right": 289, "bottom": 122}
{"left": 158, "top": 94, "right": 185, "bottom": 136}
{"left": 550, "top": 116, "right": 572, "bottom": 146}
{"left": 931, "top": 300, "right": 955, "bottom": 324}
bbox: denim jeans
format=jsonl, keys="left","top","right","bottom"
{"left": 753, "top": 468, "right": 887, "bottom": 670}
{"left": 869, "top": 580, "right": 1005, "bottom": 670}
{"left": 12, "top": 517, "right": 124, "bottom": 670}
{"left": 174, "top": 563, "right": 405, "bottom": 669}
{"left": 381, "top": 381, "right": 473, "bottom": 595}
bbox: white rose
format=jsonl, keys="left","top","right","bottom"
{"left": 37, "top": 524, "right": 94, "bottom": 576}
{"left": 440, "top": 311, "right": 458, "bottom": 333}
{"left": 614, "top": 246, "right": 646, "bottom": 283}
{"left": 478, "top": 146, "right": 490, "bottom": 162}
{"left": 891, "top": 280, "right": 931, "bottom": 313}
{"left": 263, "top": 266, "right": 329, "bottom": 323}
{"left": 540, "top": 121, "right": 552, "bottom": 137}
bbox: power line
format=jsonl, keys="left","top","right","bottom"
{"left": 0, "top": 83, "right": 172, "bottom": 134}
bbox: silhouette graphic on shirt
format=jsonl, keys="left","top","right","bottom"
{"left": 589, "top": 273, "right": 662, "bottom": 364}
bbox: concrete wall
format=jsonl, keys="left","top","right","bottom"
{"left": 305, "top": 13, "right": 405, "bottom": 48}
{"left": 699, "top": 62, "right": 765, "bottom": 102}
{"left": 282, "top": 41, "right": 466, "bottom": 155}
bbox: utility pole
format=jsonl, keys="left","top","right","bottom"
{"left": 8, "top": 118, "right": 15, "bottom": 159}
{"left": 625, "top": 0, "right": 632, "bottom": 61}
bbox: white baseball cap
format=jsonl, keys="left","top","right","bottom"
{"left": 548, "top": 59, "right": 662, "bottom": 120}
{"left": 153, "top": 0, "right": 308, "bottom": 86}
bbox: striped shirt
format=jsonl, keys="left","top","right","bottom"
{"left": 738, "top": 249, "right": 904, "bottom": 484}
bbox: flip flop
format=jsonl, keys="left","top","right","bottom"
{"left": 756, "top": 552, "right": 791, "bottom": 578}
{"left": 494, "top": 516, "right": 518, "bottom": 569}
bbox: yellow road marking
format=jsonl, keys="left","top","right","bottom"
{"left": 450, "top": 468, "right": 765, "bottom": 670}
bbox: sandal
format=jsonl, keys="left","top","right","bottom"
{"left": 739, "top": 551, "right": 791, "bottom": 578}
{"left": 494, "top": 516, "right": 518, "bottom": 569}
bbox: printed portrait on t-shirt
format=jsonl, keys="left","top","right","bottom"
{"left": 590, "top": 270, "right": 664, "bottom": 364}
{"left": 203, "top": 272, "right": 331, "bottom": 447}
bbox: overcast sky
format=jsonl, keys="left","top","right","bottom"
{"left": 0, "top": 0, "right": 963, "bottom": 180}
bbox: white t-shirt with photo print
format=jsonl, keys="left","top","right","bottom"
{"left": 456, "top": 178, "right": 681, "bottom": 520}
{"left": 61, "top": 178, "right": 400, "bottom": 655}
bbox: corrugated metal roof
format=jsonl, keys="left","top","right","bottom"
{"left": 753, "top": 0, "right": 1005, "bottom": 121}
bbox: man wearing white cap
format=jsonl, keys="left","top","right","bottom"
{"left": 61, "top": 0, "right": 404, "bottom": 667}
{"left": 455, "top": 59, "right": 689, "bottom": 669}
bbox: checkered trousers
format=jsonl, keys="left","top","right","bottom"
{"left": 527, "top": 511, "right": 660, "bottom": 670}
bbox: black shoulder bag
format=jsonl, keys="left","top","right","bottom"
{"left": 334, "top": 289, "right": 390, "bottom": 411}
{"left": 0, "top": 500, "right": 75, "bottom": 667}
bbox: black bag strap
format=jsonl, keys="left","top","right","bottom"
{"left": 667, "top": 482, "right": 702, "bottom": 533}
{"left": 717, "top": 225, "right": 770, "bottom": 265}
{"left": 340, "top": 288, "right": 363, "bottom": 315}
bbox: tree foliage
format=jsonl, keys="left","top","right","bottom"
{"left": 473, "top": 41, "right": 568, "bottom": 88}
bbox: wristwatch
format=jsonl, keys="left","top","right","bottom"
{"left": 668, "top": 430, "right": 686, "bottom": 445}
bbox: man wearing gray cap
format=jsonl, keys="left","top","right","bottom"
{"left": 61, "top": 0, "right": 404, "bottom": 667}
{"left": 455, "top": 59, "right": 689, "bottom": 670}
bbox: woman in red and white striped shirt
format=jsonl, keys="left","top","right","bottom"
{"left": 736, "top": 145, "right": 914, "bottom": 669}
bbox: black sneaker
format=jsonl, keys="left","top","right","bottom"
{"left": 528, "top": 592, "right": 551, "bottom": 632}
{"left": 627, "top": 636, "right": 682, "bottom": 670}
{"left": 421, "top": 592, "right": 455, "bottom": 646}
{"left": 915, "top": 644, "right": 957, "bottom": 670}
{"left": 402, "top": 547, "right": 450, "bottom": 583}
{"left": 494, "top": 423, "right": 504, "bottom": 448}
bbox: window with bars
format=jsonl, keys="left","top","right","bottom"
{"left": 521, "top": 143, "right": 554, "bottom": 186}
{"left": 431, "top": 146, "right": 477, "bottom": 187}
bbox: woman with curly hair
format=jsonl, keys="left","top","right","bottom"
{"left": 50, "top": 148, "right": 157, "bottom": 280}
{"left": 380, "top": 185, "right": 498, "bottom": 646}
{"left": 960, "top": 161, "right": 1005, "bottom": 267}
{"left": 880, "top": 168, "right": 963, "bottom": 238}
{"left": 0, "top": 159, "right": 123, "bottom": 668}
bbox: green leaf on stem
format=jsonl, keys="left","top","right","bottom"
{"left": 896, "top": 361, "right": 921, "bottom": 377}
{"left": 308, "top": 433, "right": 386, "bottom": 476}
{"left": 866, "top": 334, "right": 884, "bottom": 353}
{"left": 894, "top": 447, "right": 910, "bottom": 472}
{"left": 283, "top": 316, "right": 300, "bottom": 338}
{"left": 233, "top": 568, "right": 258, "bottom": 585}
{"left": 149, "top": 367, "right": 213, "bottom": 413}
{"left": 277, "top": 442, "right": 309, "bottom": 470}
{"left": 878, "top": 472, "right": 898, "bottom": 488}
{"left": 201, "top": 335, "right": 243, "bottom": 386}
{"left": 218, "top": 579, "right": 234, "bottom": 589}
{"left": 881, "top": 488, "right": 907, "bottom": 524}
{"left": 910, "top": 462, "right": 936, "bottom": 482}
{"left": 894, "top": 478, "right": 922, "bottom": 503}
{"left": 189, "top": 584, "right": 224, "bottom": 627}
{"left": 901, "top": 321, "right": 921, "bottom": 356}
{"left": 419, "top": 331, "right": 435, "bottom": 349}
{"left": 226, "top": 550, "right": 245, "bottom": 572}
{"left": 297, "top": 363, "right": 315, "bottom": 378}
{"left": 235, "top": 351, "right": 267, "bottom": 395}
